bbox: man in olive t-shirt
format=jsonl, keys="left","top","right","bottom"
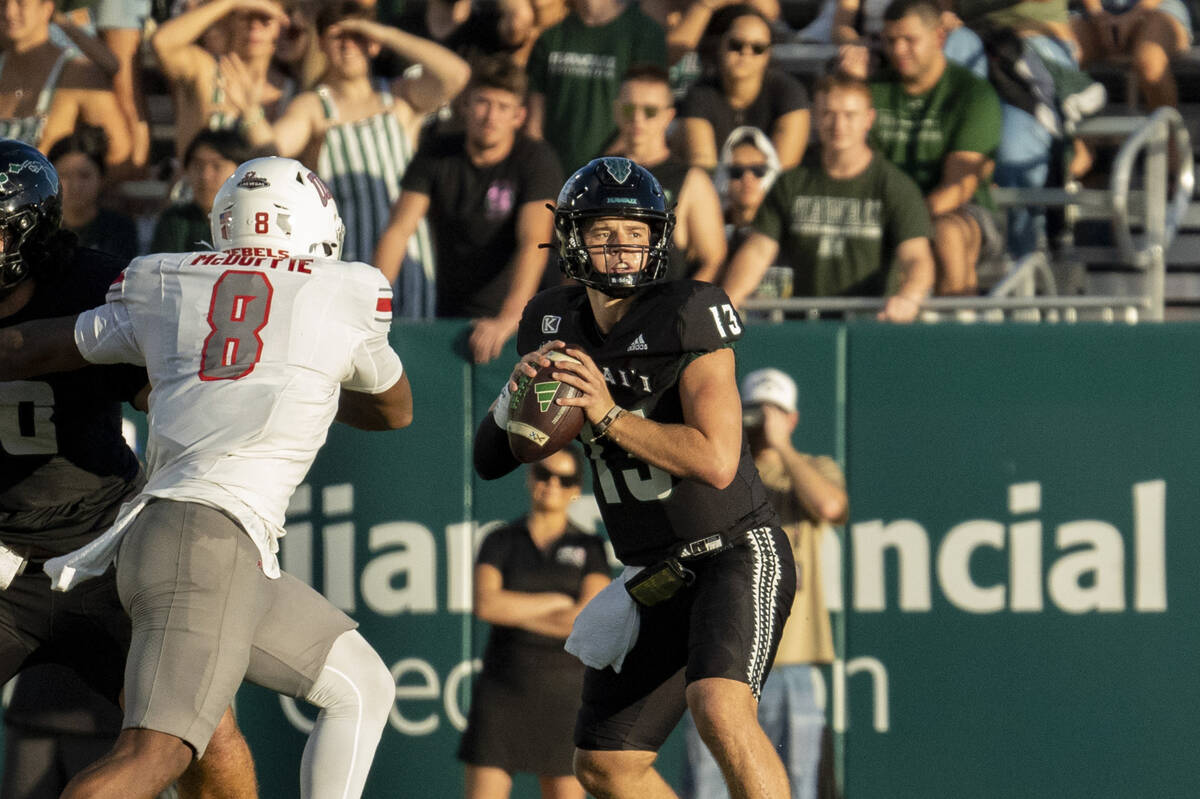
{"left": 724, "top": 74, "right": 935, "bottom": 323}
{"left": 842, "top": 0, "right": 1003, "bottom": 296}
{"left": 524, "top": 0, "right": 667, "bottom": 176}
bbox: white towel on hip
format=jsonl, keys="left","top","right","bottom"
{"left": 565, "top": 565, "right": 643, "bottom": 673}
{"left": 44, "top": 494, "right": 150, "bottom": 591}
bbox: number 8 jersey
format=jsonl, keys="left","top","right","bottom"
{"left": 516, "top": 280, "right": 779, "bottom": 566}
{"left": 73, "top": 247, "right": 404, "bottom": 578}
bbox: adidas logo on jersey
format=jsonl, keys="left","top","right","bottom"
{"left": 627, "top": 334, "right": 647, "bottom": 352}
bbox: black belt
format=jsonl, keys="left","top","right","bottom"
{"left": 675, "top": 528, "right": 757, "bottom": 561}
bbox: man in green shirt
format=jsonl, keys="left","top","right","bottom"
{"left": 525, "top": 0, "right": 667, "bottom": 175}
{"left": 842, "top": 0, "right": 1003, "bottom": 296}
{"left": 724, "top": 74, "right": 935, "bottom": 323}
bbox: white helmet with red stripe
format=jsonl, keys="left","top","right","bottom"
{"left": 210, "top": 157, "right": 345, "bottom": 258}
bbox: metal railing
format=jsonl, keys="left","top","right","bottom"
{"left": 742, "top": 293, "right": 1147, "bottom": 322}
{"left": 743, "top": 109, "right": 1194, "bottom": 323}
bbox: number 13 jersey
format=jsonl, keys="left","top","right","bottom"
{"left": 72, "top": 248, "right": 403, "bottom": 578}
{"left": 516, "top": 280, "right": 778, "bottom": 566}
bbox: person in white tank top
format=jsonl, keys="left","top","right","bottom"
{"left": 236, "top": 1, "right": 470, "bottom": 314}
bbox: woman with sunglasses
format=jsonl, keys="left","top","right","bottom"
{"left": 712, "top": 125, "right": 781, "bottom": 254}
{"left": 678, "top": 4, "right": 810, "bottom": 170}
{"left": 458, "top": 446, "right": 612, "bottom": 799}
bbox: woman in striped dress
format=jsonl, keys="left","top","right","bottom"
{"left": 239, "top": 0, "right": 470, "bottom": 318}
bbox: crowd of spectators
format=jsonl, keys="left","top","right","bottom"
{"left": 5, "top": 0, "right": 1193, "bottom": 342}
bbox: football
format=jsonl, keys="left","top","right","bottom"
{"left": 506, "top": 350, "right": 586, "bottom": 463}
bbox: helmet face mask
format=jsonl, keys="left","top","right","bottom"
{"left": 0, "top": 140, "right": 62, "bottom": 291}
{"left": 554, "top": 157, "right": 675, "bottom": 298}
{"left": 210, "top": 157, "right": 345, "bottom": 259}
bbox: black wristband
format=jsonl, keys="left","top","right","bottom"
{"left": 589, "top": 405, "right": 627, "bottom": 443}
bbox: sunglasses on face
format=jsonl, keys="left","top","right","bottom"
{"left": 532, "top": 464, "right": 582, "bottom": 487}
{"left": 726, "top": 38, "right": 769, "bottom": 56}
{"left": 618, "top": 102, "right": 667, "bottom": 121}
{"left": 728, "top": 164, "right": 768, "bottom": 180}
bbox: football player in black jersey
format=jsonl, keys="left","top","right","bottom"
{"left": 0, "top": 139, "right": 257, "bottom": 798}
{"left": 474, "top": 157, "right": 797, "bottom": 799}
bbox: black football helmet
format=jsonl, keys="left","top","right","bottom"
{"left": 554, "top": 157, "right": 675, "bottom": 298}
{"left": 0, "top": 139, "right": 62, "bottom": 291}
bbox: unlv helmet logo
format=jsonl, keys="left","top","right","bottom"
{"left": 307, "top": 172, "right": 334, "bottom": 207}
{"left": 237, "top": 171, "right": 269, "bottom": 189}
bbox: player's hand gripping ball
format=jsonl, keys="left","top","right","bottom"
{"left": 506, "top": 350, "right": 586, "bottom": 463}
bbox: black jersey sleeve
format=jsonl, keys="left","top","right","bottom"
{"left": 515, "top": 285, "right": 584, "bottom": 355}
{"left": 677, "top": 282, "right": 745, "bottom": 353}
{"left": 481, "top": 290, "right": 572, "bottom": 481}
{"left": 515, "top": 299, "right": 541, "bottom": 356}
{"left": 473, "top": 410, "right": 521, "bottom": 480}
{"left": 75, "top": 249, "right": 149, "bottom": 404}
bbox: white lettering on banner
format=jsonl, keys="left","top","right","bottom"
{"left": 284, "top": 479, "right": 1167, "bottom": 616}
{"left": 271, "top": 655, "right": 885, "bottom": 737}
{"left": 390, "top": 658, "right": 440, "bottom": 735}
{"left": 284, "top": 487, "right": 577, "bottom": 614}
{"left": 850, "top": 480, "right": 1167, "bottom": 614}
{"left": 443, "top": 659, "right": 482, "bottom": 730}
{"left": 829, "top": 657, "right": 889, "bottom": 733}
{"left": 362, "top": 523, "right": 438, "bottom": 614}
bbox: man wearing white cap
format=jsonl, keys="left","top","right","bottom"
{"left": 684, "top": 367, "right": 848, "bottom": 799}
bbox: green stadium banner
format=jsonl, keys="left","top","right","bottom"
{"left": 7, "top": 320, "right": 1198, "bottom": 799}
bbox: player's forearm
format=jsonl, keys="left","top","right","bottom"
{"left": 601, "top": 412, "right": 739, "bottom": 489}
{"left": 0, "top": 317, "right": 88, "bottom": 380}
{"left": 335, "top": 377, "right": 413, "bottom": 430}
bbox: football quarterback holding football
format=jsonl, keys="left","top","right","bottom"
{"left": 473, "top": 156, "right": 797, "bottom": 799}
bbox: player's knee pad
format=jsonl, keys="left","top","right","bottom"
{"left": 304, "top": 630, "right": 394, "bottom": 727}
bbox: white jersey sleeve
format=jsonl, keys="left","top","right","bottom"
{"left": 343, "top": 267, "right": 403, "bottom": 394}
{"left": 74, "top": 267, "right": 145, "bottom": 366}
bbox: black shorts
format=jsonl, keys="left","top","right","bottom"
{"left": 0, "top": 565, "right": 131, "bottom": 706}
{"left": 574, "top": 526, "right": 796, "bottom": 752}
